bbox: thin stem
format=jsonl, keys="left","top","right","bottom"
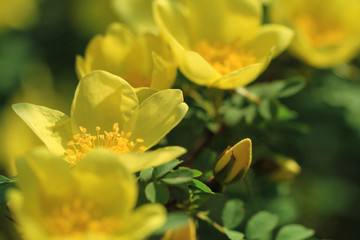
{"left": 196, "top": 212, "right": 225, "bottom": 234}
{"left": 235, "top": 87, "right": 261, "bottom": 105}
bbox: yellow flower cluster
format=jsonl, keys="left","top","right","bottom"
{"left": 5, "top": 0, "right": 335, "bottom": 238}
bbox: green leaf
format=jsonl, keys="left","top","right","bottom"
{"left": 278, "top": 77, "right": 305, "bottom": 98}
{"left": 276, "top": 224, "right": 314, "bottom": 240}
{"left": 259, "top": 99, "right": 278, "bottom": 120}
{"left": 222, "top": 199, "right": 245, "bottom": 229}
{"left": 224, "top": 228, "right": 244, "bottom": 240}
{"left": 0, "top": 176, "right": 16, "bottom": 204}
{"left": 191, "top": 179, "right": 213, "bottom": 194}
{"left": 161, "top": 168, "right": 193, "bottom": 185}
{"left": 153, "top": 159, "right": 181, "bottom": 179}
{"left": 246, "top": 211, "right": 279, "bottom": 239}
{"left": 153, "top": 213, "right": 190, "bottom": 235}
{"left": 139, "top": 168, "right": 154, "bottom": 183}
{"left": 144, "top": 182, "right": 169, "bottom": 204}
{"left": 244, "top": 104, "right": 257, "bottom": 124}
{"left": 189, "top": 168, "right": 203, "bottom": 177}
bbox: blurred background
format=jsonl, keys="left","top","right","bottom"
{"left": 0, "top": 0, "right": 360, "bottom": 239}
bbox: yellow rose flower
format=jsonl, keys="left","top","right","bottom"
{"left": 269, "top": 0, "right": 360, "bottom": 68}
{"left": 214, "top": 138, "right": 252, "bottom": 184}
{"left": 7, "top": 148, "right": 166, "bottom": 240}
{"left": 12, "top": 70, "right": 188, "bottom": 172}
{"left": 153, "top": 0, "right": 293, "bottom": 89}
{"left": 76, "top": 22, "right": 177, "bottom": 90}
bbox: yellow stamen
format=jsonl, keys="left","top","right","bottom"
{"left": 65, "top": 122, "right": 146, "bottom": 165}
{"left": 295, "top": 13, "right": 346, "bottom": 48}
{"left": 196, "top": 39, "right": 256, "bottom": 75}
{"left": 44, "top": 198, "right": 118, "bottom": 236}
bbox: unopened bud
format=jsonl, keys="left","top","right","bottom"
{"left": 255, "top": 155, "right": 301, "bottom": 182}
{"left": 161, "top": 219, "right": 196, "bottom": 240}
{"left": 214, "top": 138, "right": 252, "bottom": 184}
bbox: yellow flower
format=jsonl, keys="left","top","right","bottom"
{"left": 161, "top": 219, "right": 196, "bottom": 240}
{"left": 0, "top": 0, "right": 38, "bottom": 32}
{"left": 7, "top": 148, "right": 166, "bottom": 240}
{"left": 153, "top": 0, "right": 293, "bottom": 90}
{"left": 76, "top": 22, "right": 177, "bottom": 90}
{"left": 214, "top": 138, "right": 252, "bottom": 184}
{"left": 12, "top": 70, "right": 188, "bottom": 172}
{"left": 0, "top": 62, "right": 69, "bottom": 176}
{"left": 111, "top": 0, "right": 158, "bottom": 34}
{"left": 269, "top": 0, "right": 360, "bottom": 68}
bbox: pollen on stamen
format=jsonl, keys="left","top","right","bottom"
{"left": 196, "top": 39, "right": 257, "bottom": 75}
{"left": 64, "top": 122, "right": 146, "bottom": 165}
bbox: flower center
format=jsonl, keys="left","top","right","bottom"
{"left": 195, "top": 39, "right": 256, "bottom": 75}
{"left": 65, "top": 122, "right": 146, "bottom": 165}
{"left": 44, "top": 198, "right": 118, "bottom": 236}
{"left": 295, "top": 13, "right": 347, "bottom": 48}
{"left": 125, "top": 70, "right": 151, "bottom": 88}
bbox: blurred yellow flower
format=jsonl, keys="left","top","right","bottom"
{"left": 214, "top": 138, "right": 252, "bottom": 184}
{"left": 153, "top": 0, "right": 293, "bottom": 89}
{"left": 13, "top": 71, "right": 188, "bottom": 172}
{"left": 112, "top": 0, "right": 158, "bottom": 34}
{"left": 0, "top": 62, "right": 69, "bottom": 176}
{"left": 7, "top": 148, "right": 166, "bottom": 240}
{"left": 269, "top": 0, "right": 360, "bottom": 68}
{"left": 76, "top": 22, "right": 177, "bottom": 90}
{"left": 161, "top": 219, "right": 196, "bottom": 240}
{"left": 0, "top": 0, "right": 38, "bottom": 32}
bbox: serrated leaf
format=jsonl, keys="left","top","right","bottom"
{"left": 191, "top": 179, "right": 213, "bottom": 194}
{"left": 139, "top": 168, "right": 154, "bottom": 183}
{"left": 153, "top": 159, "right": 181, "bottom": 179}
{"left": 222, "top": 199, "right": 245, "bottom": 229}
{"left": 154, "top": 213, "right": 190, "bottom": 235}
{"left": 145, "top": 182, "right": 169, "bottom": 204}
{"left": 161, "top": 168, "right": 193, "bottom": 185}
{"left": 246, "top": 211, "right": 278, "bottom": 239}
{"left": 276, "top": 224, "right": 314, "bottom": 240}
{"left": 224, "top": 228, "right": 244, "bottom": 240}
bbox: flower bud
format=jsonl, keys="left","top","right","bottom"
{"left": 255, "top": 155, "right": 301, "bottom": 182}
{"left": 214, "top": 138, "right": 252, "bottom": 184}
{"left": 161, "top": 219, "right": 196, "bottom": 240}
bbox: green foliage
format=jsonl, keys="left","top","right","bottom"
{"left": 145, "top": 182, "right": 169, "bottom": 204}
{"left": 153, "top": 212, "right": 190, "bottom": 235}
{"left": 224, "top": 228, "right": 245, "bottom": 240}
{"left": 222, "top": 199, "right": 245, "bottom": 229}
{"left": 276, "top": 224, "right": 314, "bottom": 240}
{"left": 0, "top": 176, "right": 16, "bottom": 204}
{"left": 246, "top": 211, "right": 279, "bottom": 239}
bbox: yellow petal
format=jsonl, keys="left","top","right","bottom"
{"left": 118, "top": 146, "right": 186, "bottom": 172}
{"left": 112, "top": 0, "right": 158, "bottom": 34}
{"left": 162, "top": 219, "right": 197, "bottom": 240}
{"left": 80, "top": 23, "right": 136, "bottom": 78}
{"left": 150, "top": 51, "right": 177, "bottom": 90}
{"left": 124, "top": 89, "right": 188, "bottom": 149}
{"left": 12, "top": 103, "right": 72, "bottom": 155}
{"left": 119, "top": 203, "right": 166, "bottom": 239}
{"left": 74, "top": 149, "right": 137, "bottom": 216}
{"left": 185, "top": 0, "right": 262, "bottom": 43}
{"left": 214, "top": 138, "right": 252, "bottom": 183}
{"left": 208, "top": 50, "right": 273, "bottom": 89}
{"left": 153, "top": 0, "right": 191, "bottom": 48}
{"left": 71, "top": 70, "right": 138, "bottom": 133}
{"left": 246, "top": 24, "right": 294, "bottom": 58}
{"left": 134, "top": 87, "right": 159, "bottom": 104}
